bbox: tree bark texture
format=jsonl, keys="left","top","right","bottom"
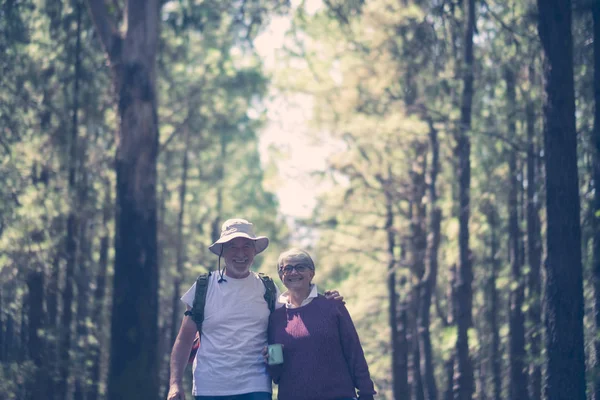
{"left": 86, "top": 1, "right": 161, "bottom": 398}
{"left": 537, "top": 0, "right": 586, "bottom": 398}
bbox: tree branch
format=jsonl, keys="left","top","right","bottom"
{"left": 86, "top": 0, "right": 122, "bottom": 64}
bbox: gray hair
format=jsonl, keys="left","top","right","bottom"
{"left": 277, "top": 248, "right": 315, "bottom": 271}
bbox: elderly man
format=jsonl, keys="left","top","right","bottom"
{"left": 167, "top": 218, "right": 340, "bottom": 400}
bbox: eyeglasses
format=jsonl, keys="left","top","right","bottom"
{"left": 278, "top": 263, "right": 313, "bottom": 274}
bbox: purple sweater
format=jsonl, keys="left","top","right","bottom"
{"left": 267, "top": 295, "right": 376, "bottom": 400}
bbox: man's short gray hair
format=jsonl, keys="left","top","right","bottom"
{"left": 277, "top": 248, "right": 315, "bottom": 271}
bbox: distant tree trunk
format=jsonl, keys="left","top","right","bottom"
{"left": 505, "top": 65, "right": 529, "bottom": 400}
{"left": 537, "top": 0, "right": 586, "bottom": 399}
{"left": 444, "top": 264, "right": 457, "bottom": 400}
{"left": 419, "top": 119, "right": 440, "bottom": 400}
{"left": 476, "top": 351, "right": 487, "bottom": 400}
{"left": 74, "top": 17, "right": 89, "bottom": 397}
{"left": 88, "top": 182, "right": 111, "bottom": 400}
{"left": 25, "top": 270, "right": 46, "bottom": 400}
{"left": 171, "top": 126, "right": 190, "bottom": 338}
{"left": 410, "top": 282, "right": 424, "bottom": 400}
{"left": 593, "top": 1, "right": 600, "bottom": 399}
{"left": 526, "top": 63, "right": 542, "bottom": 400}
{"left": 410, "top": 145, "right": 427, "bottom": 400}
{"left": 413, "top": 339, "right": 425, "bottom": 400}
{"left": 383, "top": 183, "right": 409, "bottom": 400}
{"left": 421, "top": 206, "right": 440, "bottom": 400}
{"left": 484, "top": 207, "right": 502, "bottom": 400}
{"left": 169, "top": 126, "right": 190, "bottom": 382}
{"left": 87, "top": 1, "right": 161, "bottom": 397}
{"left": 399, "top": 296, "right": 411, "bottom": 400}
{"left": 19, "top": 300, "right": 28, "bottom": 400}
{"left": 59, "top": 0, "right": 82, "bottom": 394}
{"left": 4, "top": 312, "right": 14, "bottom": 362}
{"left": 39, "top": 66, "right": 59, "bottom": 400}
{"left": 0, "top": 288, "right": 3, "bottom": 361}
{"left": 444, "top": 355, "right": 455, "bottom": 400}
{"left": 454, "top": 0, "right": 475, "bottom": 398}
{"left": 74, "top": 179, "right": 91, "bottom": 400}
{"left": 44, "top": 252, "right": 60, "bottom": 400}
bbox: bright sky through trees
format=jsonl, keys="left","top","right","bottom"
{"left": 255, "top": 0, "right": 342, "bottom": 219}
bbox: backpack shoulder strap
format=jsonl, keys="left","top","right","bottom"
{"left": 184, "top": 272, "right": 211, "bottom": 334}
{"left": 258, "top": 273, "right": 277, "bottom": 313}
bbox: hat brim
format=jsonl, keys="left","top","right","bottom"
{"left": 208, "top": 233, "right": 269, "bottom": 255}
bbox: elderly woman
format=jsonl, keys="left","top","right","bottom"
{"left": 267, "top": 248, "right": 376, "bottom": 400}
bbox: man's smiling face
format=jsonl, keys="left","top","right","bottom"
{"left": 223, "top": 237, "right": 256, "bottom": 279}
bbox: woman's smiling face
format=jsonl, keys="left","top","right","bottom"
{"left": 279, "top": 255, "right": 315, "bottom": 291}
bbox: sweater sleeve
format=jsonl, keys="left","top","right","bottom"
{"left": 336, "top": 303, "right": 376, "bottom": 397}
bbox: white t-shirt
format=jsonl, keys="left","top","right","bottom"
{"left": 181, "top": 271, "right": 282, "bottom": 396}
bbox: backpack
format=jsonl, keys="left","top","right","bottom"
{"left": 185, "top": 271, "right": 278, "bottom": 364}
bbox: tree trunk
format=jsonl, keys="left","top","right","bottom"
{"left": 4, "top": 312, "right": 15, "bottom": 362}
{"left": 44, "top": 252, "right": 60, "bottom": 400}
{"left": 476, "top": 351, "right": 487, "bottom": 400}
{"left": 74, "top": 8, "right": 88, "bottom": 399}
{"left": 88, "top": 182, "right": 111, "bottom": 400}
{"left": 420, "top": 205, "right": 440, "bottom": 400}
{"left": 526, "top": 63, "right": 542, "bottom": 400}
{"left": 168, "top": 126, "right": 191, "bottom": 389}
{"left": 410, "top": 146, "right": 427, "bottom": 400}
{"left": 384, "top": 185, "right": 409, "bottom": 400}
{"left": 419, "top": 119, "right": 440, "bottom": 400}
{"left": 0, "top": 286, "right": 3, "bottom": 362}
{"left": 483, "top": 205, "right": 502, "bottom": 400}
{"left": 593, "top": 1, "right": 600, "bottom": 398}
{"left": 87, "top": 1, "right": 161, "bottom": 398}
{"left": 399, "top": 297, "right": 411, "bottom": 400}
{"left": 505, "top": 65, "right": 529, "bottom": 400}
{"left": 444, "top": 355, "right": 455, "bottom": 400}
{"left": 75, "top": 207, "right": 91, "bottom": 400}
{"left": 26, "top": 270, "right": 46, "bottom": 400}
{"left": 170, "top": 126, "right": 190, "bottom": 343}
{"left": 537, "top": 0, "right": 586, "bottom": 399}
{"left": 59, "top": 0, "right": 83, "bottom": 393}
{"left": 410, "top": 280, "right": 424, "bottom": 400}
{"left": 454, "top": 0, "right": 475, "bottom": 398}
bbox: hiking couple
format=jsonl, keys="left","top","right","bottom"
{"left": 167, "top": 218, "right": 376, "bottom": 400}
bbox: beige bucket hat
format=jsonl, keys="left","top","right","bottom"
{"left": 208, "top": 218, "right": 269, "bottom": 255}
